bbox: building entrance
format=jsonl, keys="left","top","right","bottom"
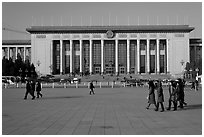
{"left": 104, "top": 40, "right": 115, "bottom": 74}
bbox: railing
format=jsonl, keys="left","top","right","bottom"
{"left": 2, "top": 81, "right": 196, "bottom": 89}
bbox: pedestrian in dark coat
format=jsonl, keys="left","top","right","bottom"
{"left": 36, "top": 81, "right": 43, "bottom": 98}
{"left": 177, "top": 79, "right": 187, "bottom": 108}
{"left": 195, "top": 80, "right": 199, "bottom": 91}
{"left": 146, "top": 80, "right": 157, "bottom": 109}
{"left": 30, "top": 80, "right": 36, "bottom": 97}
{"left": 24, "top": 80, "right": 35, "bottom": 100}
{"left": 89, "top": 82, "right": 95, "bottom": 95}
{"left": 155, "top": 80, "right": 165, "bottom": 112}
{"left": 167, "top": 81, "right": 178, "bottom": 111}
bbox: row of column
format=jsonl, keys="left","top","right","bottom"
{"left": 2, "top": 47, "right": 31, "bottom": 61}
{"left": 56, "top": 39, "right": 168, "bottom": 74}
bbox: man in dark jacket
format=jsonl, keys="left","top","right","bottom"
{"left": 167, "top": 81, "right": 178, "bottom": 111}
{"left": 155, "top": 80, "right": 165, "bottom": 112}
{"left": 89, "top": 81, "right": 95, "bottom": 95}
{"left": 30, "top": 80, "right": 36, "bottom": 99}
{"left": 24, "top": 80, "right": 35, "bottom": 100}
{"left": 36, "top": 81, "right": 43, "bottom": 98}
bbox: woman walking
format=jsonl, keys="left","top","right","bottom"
{"left": 167, "top": 81, "right": 178, "bottom": 111}
{"left": 155, "top": 80, "right": 165, "bottom": 112}
{"left": 89, "top": 81, "right": 95, "bottom": 95}
{"left": 36, "top": 81, "right": 43, "bottom": 98}
{"left": 146, "top": 80, "right": 157, "bottom": 109}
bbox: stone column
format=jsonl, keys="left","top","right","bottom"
{"left": 16, "top": 47, "right": 18, "bottom": 59}
{"left": 24, "top": 47, "right": 26, "bottom": 61}
{"left": 166, "top": 39, "right": 169, "bottom": 73}
{"left": 60, "top": 40, "right": 63, "bottom": 74}
{"left": 7, "top": 47, "right": 10, "bottom": 59}
{"left": 70, "top": 40, "right": 73, "bottom": 74}
{"left": 156, "top": 39, "right": 160, "bottom": 74}
{"left": 135, "top": 41, "right": 137, "bottom": 74}
{"left": 50, "top": 40, "right": 53, "bottom": 74}
{"left": 127, "top": 39, "right": 130, "bottom": 74}
{"left": 89, "top": 39, "right": 93, "bottom": 74}
{"left": 137, "top": 40, "right": 140, "bottom": 74}
{"left": 115, "top": 39, "right": 118, "bottom": 75}
{"left": 146, "top": 39, "right": 150, "bottom": 73}
{"left": 101, "top": 40, "right": 104, "bottom": 74}
{"left": 9, "top": 48, "right": 12, "bottom": 60}
{"left": 80, "top": 39, "right": 83, "bottom": 74}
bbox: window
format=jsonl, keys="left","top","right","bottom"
{"left": 140, "top": 40, "right": 146, "bottom": 50}
{"left": 120, "top": 67, "right": 125, "bottom": 74}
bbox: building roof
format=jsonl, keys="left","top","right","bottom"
{"left": 26, "top": 25, "right": 194, "bottom": 33}
{"left": 2, "top": 40, "right": 31, "bottom": 45}
{"left": 190, "top": 38, "right": 202, "bottom": 44}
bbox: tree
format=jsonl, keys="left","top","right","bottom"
{"left": 2, "top": 56, "right": 7, "bottom": 76}
{"left": 185, "top": 62, "right": 191, "bottom": 71}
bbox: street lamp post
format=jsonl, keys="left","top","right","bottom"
{"left": 183, "top": 69, "right": 187, "bottom": 79}
{"left": 31, "top": 69, "right": 34, "bottom": 78}
{"left": 189, "top": 69, "right": 193, "bottom": 79}
{"left": 25, "top": 69, "right": 28, "bottom": 79}
{"left": 195, "top": 68, "right": 199, "bottom": 80}
{"left": 19, "top": 68, "right": 22, "bottom": 82}
{"left": 19, "top": 68, "right": 22, "bottom": 77}
{"left": 180, "top": 60, "right": 185, "bottom": 78}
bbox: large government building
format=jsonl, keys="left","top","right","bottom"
{"left": 3, "top": 25, "right": 195, "bottom": 76}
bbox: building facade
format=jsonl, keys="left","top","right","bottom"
{"left": 25, "top": 25, "right": 194, "bottom": 75}
{"left": 2, "top": 40, "right": 31, "bottom": 62}
{"left": 189, "top": 38, "right": 202, "bottom": 75}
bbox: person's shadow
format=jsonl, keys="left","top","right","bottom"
{"left": 40, "top": 96, "right": 84, "bottom": 100}
{"left": 178, "top": 104, "right": 202, "bottom": 111}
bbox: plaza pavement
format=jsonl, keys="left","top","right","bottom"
{"left": 2, "top": 86, "right": 202, "bottom": 135}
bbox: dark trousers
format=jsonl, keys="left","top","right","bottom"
{"left": 167, "top": 100, "right": 177, "bottom": 110}
{"left": 89, "top": 88, "right": 95, "bottom": 95}
{"left": 24, "top": 90, "right": 35, "bottom": 99}
{"left": 36, "top": 91, "right": 42, "bottom": 98}
{"left": 156, "top": 102, "right": 164, "bottom": 111}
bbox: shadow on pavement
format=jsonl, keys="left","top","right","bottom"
{"left": 178, "top": 104, "right": 202, "bottom": 111}
{"left": 39, "top": 96, "right": 84, "bottom": 100}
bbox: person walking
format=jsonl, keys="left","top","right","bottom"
{"left": 146, "top": 80, "right": 157, "bottom": 109}
{"left": 195, "top": 80, "right": 199, "bottom": 91}
{"left": 177, "top": 78, "right": 187, "bottom": 109}
{"left": 167, "top": 81, "right": 178, "bottom": 111}
{"left": 89, "top": 81, "right": 95, "bottom": 95}
{"left": 24, "top": 80, "right": 35, "bottom": 100}
{"left": 155, "top": 80, "right": 165, "bottom": 112}
{"left": 30, "top": 80, "right": 36, "bottom": 97}
{"left": 36, "top": 81, "right": 43, "bottom": 98}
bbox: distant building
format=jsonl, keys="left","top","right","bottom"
{"left": 2, "top": 25, "right": 195, "bottom": 76}
{"left": 2, "top": 40, "right": 31, "bottom": 62}
{"left": 189, "top": 38, "right": 202, "bottom": 75}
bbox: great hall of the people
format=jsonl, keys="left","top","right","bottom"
{"left": 3, "top": 25, "right": 195, "bottom": 76}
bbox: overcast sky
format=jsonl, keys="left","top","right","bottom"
{"left": 2, "top": 2, "right": 202, "bottom": 40}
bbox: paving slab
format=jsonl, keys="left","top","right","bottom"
{"left": 2, "top": 86, "right": 202, "bottom": 135}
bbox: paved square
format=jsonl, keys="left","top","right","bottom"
{"left": 2, "top": 86, "right": 202, "bottom": 135}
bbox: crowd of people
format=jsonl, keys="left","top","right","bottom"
{"left": 24, "top": 80, "right": 43, "bottom": 100}
{"left": 146, "top": 78, "right": 187, "bottom": 112}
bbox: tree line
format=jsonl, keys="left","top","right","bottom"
{"left": 2, "top": 53, "right": 37, "bottom": 82}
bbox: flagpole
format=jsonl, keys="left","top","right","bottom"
{"left": 128, "top": 16, "right": 130, "bottom": 26}
{"left": 109, "top": 13, "right": 111, "bottom": 26}
{"left": 71, "top": 16, "right": 72, "bottom": 26}
{"left": 102, "top": 16, "right": 103, "bottom": 26}
{"left": 116, "top": 16, "right": 117, "bottom": 26}
{"left": 81, "top": 16, "right": 82, "bottom": 26}
{"left": 157, "top": 16, "right": 159, "bottom": 25}
{"left": 90, "top": 16, "right": 92, "bottom": 26}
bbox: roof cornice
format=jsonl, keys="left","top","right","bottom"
{"left": 26, "top": 25, "right": 194, "bottom": 34}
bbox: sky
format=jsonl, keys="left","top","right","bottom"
{"left": 2, "top": 2, "right": 202, "bottom": 40}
